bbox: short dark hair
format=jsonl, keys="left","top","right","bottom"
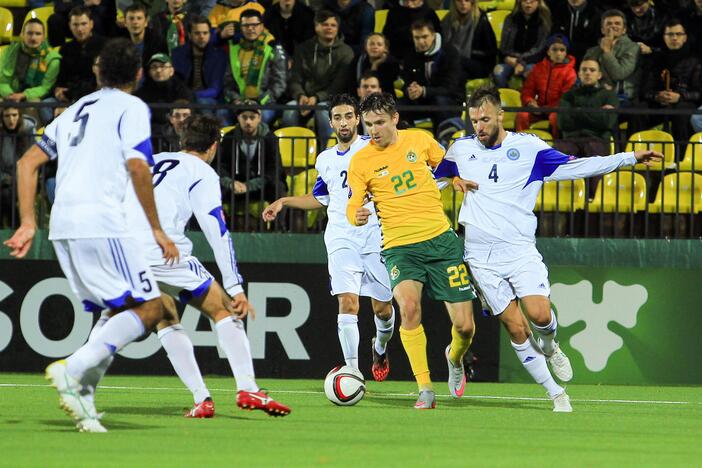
{"left": 359, "top": 70, "right": 381, "bottom": 85}
{"left": 188, "top": 15, "right": 211, "bottom": 33}
{"left": 180, "top": 114, "right": 221, "bottom": 152}
{"left": 124, "top": 3, "right": 147, "bottom": 16}
{"left": 663, "top": 17, "right": 685, "bottom": 31}
{"left": 315, "top": 9, "right": 339, "bottom": 25}
{"left": 329, "top": 94, "right": 359, "bottom": 118}
{"left": 359, "top": 92, "right": 396, "bottom": 116}
{"left": 468, "top": 85, "right": 501, "bottom": 109}
{"left": 240, "top": 9, "right": 263, "bottom": 21}
{"left": 69, "top": 6, "right": 92, "bottom": 20}
{"left": 169, "top": 99, "right": 191, "bottom": 115}
{"left": 601, "top": 9, "right": 627, "bottom": 28}
{"left": 23, "top": 18, "right": 44, "bottom": 32}
{"left": 96, "top": 38, "right": 142, "bottom": 87}
{"left": 411, "top": 18, "right": 435, "bottom": 33}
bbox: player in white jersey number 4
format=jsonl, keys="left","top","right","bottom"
{"left": 4, "top": 39, "right": 180, "bottom": 432}
{"left": 120, "top": 114, "right": 290, "bottom": 417}
{"left": 262, "top": 94, "right": 396, "bottom": 382}
{"left": 436, "top": 86, "right": 662, "bottom": 412}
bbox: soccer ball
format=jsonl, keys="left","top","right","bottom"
{"left": 324, "top": 365, "right": 365, "bottom": 406}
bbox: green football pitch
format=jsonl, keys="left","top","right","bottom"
{"left": 1, "top": 373, "right": 700, "bottom": 467}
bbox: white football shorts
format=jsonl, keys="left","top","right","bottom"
{"left": 327, "top": 247, "right": 393, "bottom": 302}
{"left": 53, "top": 237, "right": 161, "bottom": 312}
{"left": 150, "top": 255, "right": 214, "bottom": 304}
{"left": 464, "top": 243, "right": 550, "bottom": 316}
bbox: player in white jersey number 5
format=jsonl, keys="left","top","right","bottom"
{"left": 124, "top": 114, "right": 290, "bottom": 418}
{"left": 4, "top": 39, "right": 179, "bottom": 432}
{"left": 263, "top": 94, "right": 396, "bottom": 382}
{"left": 436, "top": 86, "right": 662, "bottom": 412}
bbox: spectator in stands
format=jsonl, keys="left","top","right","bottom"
{"left": 282, "top": 10, "right": 354, "bottom": 147}
{"left": 494, "top": 0, "right": 551, "bottom": 88}
{"left": 638, "top": 19, "right": 701, "bottom": 146}
{"left": 219, "top": 102, "right": 287, "bottom": 205}
{"left": 0, "top": 19, "right": 60, "bottom": 124}
{"left": 153, "top": 0, "right": 189, "bottom": 52}
{"left": 116, "top": 0, "right": 165, "bottom": 21}
{"left": 383, "top": 0, "right": 441, "bottom": 59}
{"left": 357, "top": 71, "right": 381, "bottom": 134}
{"left": 556, "top": 58, "right": 618, "bottom": 158}
{"left": 263, "top": 0, "right": 315, "bottom": 60}
{"left": 125, "top": 4, "right": 169, "bottom": 67}
{"left": 352, "top": 33, "right": 400, "bottom": 96}
{"left": 441, "top": 0, "right": 497, "bottom": 82}
{"left": 213, "top": 0, "right": 265, "bottom": 40}
{"left": 323, "top": 0, "right": 375, "bottom": 53}
{"left": 155, "top": 101, "right": 192, "bottom": 152}
{"left": 0, "top": 107, "right": 36, "bottom": 226}
{"left": 550, "top": 0, "right": 601, "bottom": 64}
{"left": 626, "top": 0, "right": 665, "bottom": 57}
{"left": 54, "top": 7, "right": 106, "bottom": 104}
{"left": 222, "top": 9, "right": 286, "bottom": 125}
{"left": 516, "top": 34, "right": 576, "bottom": 135}
{"left": 136, "top": 53, "right": 194, "bottom": 127}
{"left": 681, "top": 0, "right": 702, "bottom": 52}
{"left": 583, "top": 9, "right": 640, "bottom": 106}
{"left": 172, "top": 16, "right": 227, "bottom": 113}
{"left": 400, "top": 18, "right": 462, "bottom": 136}
{"left": 48, "top": 0, "right": 117, "bottom": 47}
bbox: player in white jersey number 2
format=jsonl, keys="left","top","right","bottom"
{"left": 436, "top": 86, "right": 662, "bottom": 412}
{"left": 123, "top": 114, "right": 290, "bottom": 418}
{"left": 263, "top": 94, "right": 396, "bottom": 382}
{"left": 4, "top": 39, "right": 180, "bottom": 432}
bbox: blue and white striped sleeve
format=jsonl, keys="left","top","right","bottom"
{"left": 312, "top": 176, "right": 330, "bottom": 206}
{"left": 37, "top": 119, "right": 59, "bottom": 160}
{"left": 539, "top": 150, "right": 637, "bottom": 183}
{"left": 119, "top": 100, "right": 154, "bottom": 166}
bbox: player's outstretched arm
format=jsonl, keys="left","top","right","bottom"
{"left": 634, "top": 150, "right": 664, "bottom": 166}
{"left": 3, "top": 145, "right": 49, "bottom": 258}
{"left": 127, "top": 158, "right": 179, "bottom": 264}
{"left": 262, "top": 194, "right": 323, "bottom": 222}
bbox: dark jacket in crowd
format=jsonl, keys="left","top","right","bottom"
{"left": 263, "top": 1, "right": 316, "bottom": 58}
{"left": 323, "top": 0, "right": 375, "bottom": 53}
{"left": 135, "top": 75, "right": 194, "bottom": 126}
{"left": 55, "top": 34, "right": 106, "bottom": 101}
{"left": 288, "top": 36, "right": 354, "bottom": 102}
{"left": 383, "top": 3, "right": 441, "bottom": 59}
{"left": 172, "top": 42, "right": 228, "bottom": 100}
{"left": 441, "top": 10, "right": 498, "bottom": 80}
{"left": 401, "top": 36, "right": 462, "bottom": 101}
{"left": 352, "top": 52, "right": 401, "bottom": 95}
{"left": 626, "top": 5, "right": 665, "bottom": 53}
{"left": 550, "top": 0, "right": 601, "bottom": 63}
{"left": 500, "top": 10, "right": 549, "bottom": 65}
{"left": 134, "top": 28, "right": 169, "bottom": 68}
{"left": 558, "top": 83, "right": 619, "bottom": 140}
{"left": 640, "top": 43, "right": 702, "bottom": 105}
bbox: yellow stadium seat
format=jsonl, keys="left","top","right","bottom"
{"left": 0, "top": 7, "right": 13, "bottom": 44}
{"left": 466, "top": 77, "right": 492, "bottom": 94}
{"left": 449, "top": 129, "right": 466, "bottom": 146}
{"left": 625, "top": 130, "right": 676, "bottom": 171}
{"left": 0, "top": 0, "right": 29, "bottom": 7}
{"left": 535, "top": 179, "right": 585, "bottom": 212}
{"left": 436, "top": 9, "right": 449, "bottom": 20}
{"left": 498, "top": 87, "right": 520, "bottom": 130}
{"left": 375, "top": 9, "right": 388, "bottom": 33}
{"left": 529, "top": 120, "right": 550, "bottom": 131}
{"left": 24, "top": 6, "right": 54, "bottom": 29}
{"left": 478, "top": 0, "right": 496, "bottom": 11}
{"left": 648, "top": 172, "right": 702, "bottom": 214}
{"left": 521, "top": 128, "right": 552, "bottom": 146}
{"left": 326, "top": 133, "right": 337, "bottom": 148}
{"left": 286, "top": 168, "right": 320, "bottom": 226}
{"left": 408, "top": 127, "right": 434, "bottom": 139}
{"left": 486, "top": 10, "right": 510, "bottom": 47}
{"left": 441, "top": 187, "right": 464, "bottom": 230}
{"left": 220, "top": 125, "right": 235, "bottom": 139}
{"left": 496, "top": 0, "right": 515, "bottom": 10}
{"left": 678, "top": 132, "right": 702, "bottom": 172}
{"left": 588, "top": 172, "right": 647, "bottom": 213}
{"left": 274, "top": 127, "right": 317, "bottom": 169}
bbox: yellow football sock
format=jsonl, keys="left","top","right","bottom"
{"left": 448, "top": 325, "right": 473, "bottom": 365}
{"left": 400, "top": 325, "right": 432, "bottom": 390}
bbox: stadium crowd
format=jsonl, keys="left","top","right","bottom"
{"left": 0, "top": 0, "right": 701, "bottom": 231}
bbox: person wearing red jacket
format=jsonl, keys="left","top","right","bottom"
{"left": 516, "top": 34, "right": 576, "bottom": 136}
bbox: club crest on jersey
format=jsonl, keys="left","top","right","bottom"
{"left": 390, "top": 265, "right": 400, "bottom": 280}
{"left": 406, "top": 151, "right": 417, "bottom": 163}
{"left": 507, "top": 148, "right": 520, "bottom": 161}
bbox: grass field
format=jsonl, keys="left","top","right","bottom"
{"left": 1, "top": 373, "right": 701, "bottom": 467}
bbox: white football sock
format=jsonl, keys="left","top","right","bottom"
{"left": 373, "top": 306, "right": 395, "bottom": 355}
{"left": 158, "top": 324, "right": 211, "bottom": 404}
{"left": 67, "top": 309, "right": 144, "bottom": 380}
{"left": 337, "top": 313, "right": 359, "bottom": 370}
{"left": 215, "top": 317, "right": 258, "bottom": 393}
{"left": 512, "top": 338, "right": 563, "bottom": 399}
{"left": 532, "top": 309, "right": 558, "bottom": 355}
{"left": 80, "top": 312, "right": 113, "bottom": 402}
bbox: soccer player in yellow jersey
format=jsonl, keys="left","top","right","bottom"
{"left": 346, "top": 93, "right": 477, "bottom": 409}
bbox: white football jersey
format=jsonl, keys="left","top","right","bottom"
{"left": 125, "top": 151, "right": 243, "bottom": 295}
{"left": 438, "top": 132, "right": 637, "bottom": 246}
{"left": 39, "top": 88, "right": 153, "bottom": 240}
{"left": 313, "top": 135, "right": 381, "bottom": 254}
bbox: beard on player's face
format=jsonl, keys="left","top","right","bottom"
{"left": 481, "top": 125, "right": 499, "bottom": 147}
{"left": 336, "top": 127, "right": 354, "bottom": 143}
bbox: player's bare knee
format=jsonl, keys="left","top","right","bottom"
{"left": 135, "top": 298, "right": 164, "bottom": 329}
{"left": 502, "top": 320, "right": 529, "bottom": 343}
{"left": 337, "top": 294, "right": 360, "bottom": 314}
{"left": 371, "top": 300, "right": 393, "bottom": 320}
{"left": 456, "top": 321, "right": 475, "bottom": 338}
{"left": 398, "top": 299, "right": 421, "bottom": 324}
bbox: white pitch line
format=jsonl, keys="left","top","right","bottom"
{"left": 0, "top": 382, "right": 697, "bottom": 405}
